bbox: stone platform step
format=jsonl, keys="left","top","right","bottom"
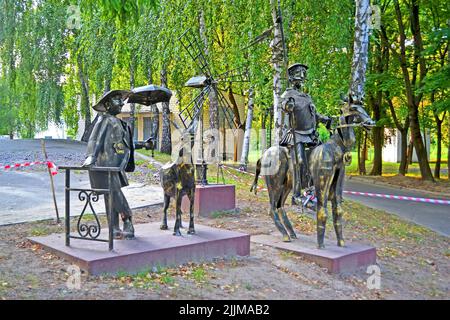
{"left": 251, "top": 233, "right": 376, "bottom": 273}
{"left": 29, "top": 222, "right": 250, "bottom": 275}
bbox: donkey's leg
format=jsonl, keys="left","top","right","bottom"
{"left": 161, "top": 194, "right": 170, "bottom": 230}
{"left": 316, "top": 174, "right": 333, "bottom": 249}
{"left": 331, "top": 169, "right": 345, "bottom": 247}
{"left": 187, "top": 188, "right": 196, "bottom": 234}
{"left": 173, "top": 190, "right": 183, "bottom": 236}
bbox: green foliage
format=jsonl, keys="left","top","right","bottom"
{"left": 0, "top": 0, "right": 448, "bottom": 153}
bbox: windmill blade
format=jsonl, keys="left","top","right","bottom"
{"left": 242, "top": 26, "right": 274, "bottom": 50}
{"left": 178, "top": 86, "right": 211, "bottom": 129}
{"left": 215, "top": 87, "right": 238, "bottom": 132}
{"left": 215, "top": 67, "right": 250, "bottom": 84}
{"left": 179, "top": 28, "right": 211, "bottom": 77}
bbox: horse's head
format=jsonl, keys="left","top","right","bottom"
{"left": 340, "top": 95, "right": 375, "bottom": 131}
{"left": 333, "top": 95, "right": 375, "bottom": 151}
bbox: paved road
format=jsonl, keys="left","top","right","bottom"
{"left": 344, "top": 177, "right": 450, "bottom": 237}
{"left": 0, "top": 139, "right": 164, "bottom": 225}
{"left": 0, "top": 170, "right": 164, "bottom": 225}
{"left": 0, "top": 138, "right": 87, "bottom": 153}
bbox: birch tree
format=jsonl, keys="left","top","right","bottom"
{"left": 239, "top": 87, "right": 254, "bottom": 170}
{"left": 270, "top": 0, "right": 284, "bottom": 145}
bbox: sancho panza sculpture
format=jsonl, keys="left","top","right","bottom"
{"left": 82, "top": 90, "right": 136, "bottom": 240}
{"left": 280, "top": 63, "right": 331, "bottom": 205}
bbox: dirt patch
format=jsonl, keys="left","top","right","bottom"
{"left": 0, "top": 193, "right": 448, "bottom": 300}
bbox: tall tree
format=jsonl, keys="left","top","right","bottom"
{"left": 239, "top": 87, "right": 254, "bottom": 170}
{"left": 270, "top": 0, "right": 284, "bottom": 145}
{"left": 390, "top": 0, "right": 434, "bottom": 181}
{"left": 160, "top": 67, "right": 172, "bottom": 154}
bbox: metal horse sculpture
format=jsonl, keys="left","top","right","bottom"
{"left": 250, "top": 99, "right": 374, "bottom": 246}
{"left": 160, "top": 122, "right": 197, "bottom": 236}
{"left": 250, "top": 146, "right": 297, "bottom": 242}
{"left": 309, "top": 99, "right": 374, "bottom": 248}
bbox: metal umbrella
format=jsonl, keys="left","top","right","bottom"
{"left": 127, "top": 85, "right": 172, "bottom": 106}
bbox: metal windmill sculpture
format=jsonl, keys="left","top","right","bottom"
{"left": 178, "top": 28, "right": 249, "bottom": 184}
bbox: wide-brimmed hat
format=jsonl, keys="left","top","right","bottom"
{"left": 92, "top": 90, "right": 131, "bottom": 112}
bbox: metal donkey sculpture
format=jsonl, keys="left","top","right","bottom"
{"left": 159, "top": 118, "right": 198, "bottom": 236}
{"left": 250, "top": 99, "right": 374, "bottom": 246}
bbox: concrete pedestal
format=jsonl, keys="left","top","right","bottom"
{"left": 182, "top": 184, "right": 236, "bottom": 217}
{"left": 252, "top": 233, "right": 376, "bottom": 273}
{"left": 29, "top": 222, "right": 250, "bottom": 275}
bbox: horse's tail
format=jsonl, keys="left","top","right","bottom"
{"left": 250, "top": 158, "right": 262, "bottom": 194}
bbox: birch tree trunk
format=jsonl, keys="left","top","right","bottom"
{"left": 148, "top": 66, "right": 159, "bottom": 149}
{"left": 270, "top": 0, "right": 283, "bottom": 145}
{"left": 129, "top": 55, "right": 136, "bottom": 139}
{"left": 160, "top": 67, "right": 172, "bottom": 154}
{"left": 77, "top": 54, "right": 90, "bottom": 137}
{"left": 239, "top": 88, "right": 254, "bottom": 170}
{"left": 349, "top": 0, "right": 370, "bottom": 102}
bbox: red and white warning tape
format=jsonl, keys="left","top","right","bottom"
{"left": 343, "top": 190, "right": 450, "bottom": 205}
{"left": 0, "top": 161, "right": 58, "bottom": 176}
{"left": 222, "top": 165, "right": 450, "bottom": 206}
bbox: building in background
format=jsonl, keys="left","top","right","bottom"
{"left": 382, "top": 128, "right": 430, "bottom": 163}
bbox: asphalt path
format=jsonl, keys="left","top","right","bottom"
{"left": 344, "top": 177, "right": 450, "bottom": 237}
{"left": 0, "top": 170, "right": 163, "bottom": 225}
{"left": 0, "top": 139, "right": 163, "bottom": 225}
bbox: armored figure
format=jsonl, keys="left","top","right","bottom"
{"left": 82, "top": 90, "right": 136, "bottom": 240}
{"left": 280, "top": 63, "right": 331, "bottom": 205}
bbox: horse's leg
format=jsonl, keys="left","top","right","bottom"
{"left": 173, "top": 189, "right": 182, "bottom": 236}
{"left": 279, "top": 171, "right": 296, "bottom": 239}
{"left": 316, "top": 173, "right": 333, "bottom": 249}
{"left": 331, "top": 168, "right": 345, "bottom": 247}
{"left": 279, "top": 207, "right": 296, "bottom": 240}
{"left": 270, "top": 204, "right": 290, "bottom": 242}
{"left": 267, "top": 178, "right": 290, "bottom": 242}
{"left": 187, "top": 187, "right": 196, "bottom": 234}
{"left": 160, "top": 194, "right": 170, "bottom": 230}
{"left": 250, "top": 158, "right": 261, "bottom": 194}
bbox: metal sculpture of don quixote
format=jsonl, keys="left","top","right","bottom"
{"left": 251, "top": 0, "right": 375, "bottom": 248}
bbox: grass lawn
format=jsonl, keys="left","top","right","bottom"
{"left": 136, "top": 149, "right": 172, "bottom": 164}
